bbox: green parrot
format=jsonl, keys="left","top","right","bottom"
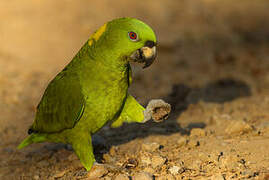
{"left": 18, "top": 17, "right": 170, "bottom": 171}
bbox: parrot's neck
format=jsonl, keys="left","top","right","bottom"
{"left": 70, "top": 41, "right": 130, "bottom": 84}
{"left": 86, "top": 41, "right": 129, "bottom": 72}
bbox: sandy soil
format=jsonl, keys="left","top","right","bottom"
{"left": 1, "top": 0, "right": 269, "bottom": 179}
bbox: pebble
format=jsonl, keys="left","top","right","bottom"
{"left": 225, "top": 120, "right": 252, "bottom": 135}
{"left": 132, "top": 172, "right": 153, "bottom": 180}
{"left": 168, "top": 166, "right": 180, "bottom": 175}
{"left": 114, "top": 174, "right": 129, "bottom": 180}
{"left": 143, "top": 167, "right": 155, "bottom": 174}
{"left": 241, "top": 170, "right": 254, "bottom": 176}
{"left": 33, "top": 175, "right": 40, "bottom": 180}
{"left": 190, "top": 160, "right": 202, "bottom": 170}
{"left": 124, "top": 158, "right": 138, "bottom": 169}
{"left": 209, "top": 173, "right": 225, "bottom": 180}
{"left": 155, "top": 174, "right": 175, "bottom": 180}
{"left": 87, "top": 164, "right": 108, "bottom": 179}
{"left": 53, "top": 170, "right": 68, "bottom": 178}
{"left": 140, "top": 154, "right": 152, "bottom": 166}
{"left": 103, "top": 177, "right": 112, "bottom": 180}
{"left": 151, "top": 155, "right": 166, "bottom": 168}
{"left": 190, "top": 128, "right": 206, "bottom": 137}
{"left": 218, "top": 156, "right": 238, "bottom": 170}
{"left": 141, "top": 142, "right": 160, "bottom": 152}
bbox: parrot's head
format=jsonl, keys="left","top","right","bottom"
{"left": 89, "top": 18, "right": 157, "bottom": 68}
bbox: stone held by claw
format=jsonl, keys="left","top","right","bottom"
{"left": 143, "top": 99, "right": 171, "bottom": 123}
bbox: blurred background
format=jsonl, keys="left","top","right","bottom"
{"left": 1, "top": 0, "right": 269, "bottom": 179}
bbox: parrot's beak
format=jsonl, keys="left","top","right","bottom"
{"left": 130, "top": 41, "right": 157, "bottom": 68}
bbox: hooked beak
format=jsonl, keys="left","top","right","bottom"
{"left": 130, "top": 41, "right": 157, "bottom": 68}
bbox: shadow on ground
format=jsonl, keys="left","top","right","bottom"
{"left": 91, "top": 78, "right": 251, "bottom": 161}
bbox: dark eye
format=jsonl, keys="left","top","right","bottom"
{"left": 128, "top": 31, "right": 138, "bottom": 41}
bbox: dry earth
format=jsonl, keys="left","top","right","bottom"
{"left": 1, "top": 0, "right": 269, "bottom": 179}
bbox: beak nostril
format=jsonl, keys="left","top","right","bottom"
{"left": 145, "top": 41, "right": 156, "bottom": 48}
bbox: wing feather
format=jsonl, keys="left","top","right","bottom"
{"left": 31, "top": 70, "right": 85, "bottom": 133}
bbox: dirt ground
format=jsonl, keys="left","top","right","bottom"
{"left": 1, "top": 0, "right": 269, "bottom": 179}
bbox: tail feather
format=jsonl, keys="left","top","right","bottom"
{"left": 17, "top": 133, "right": 47, "bottom": 149}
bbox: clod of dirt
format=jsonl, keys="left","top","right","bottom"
{"left": 132, "top": 172, "right": 153, "bottom": 180}
{"left": 33, "top": 175, "right": 40, "bottom": 180}
{"left": 114, "top": 173, "right": 129, "bottom": 180}
{"left": 225, "top": 120, "right": 252, "bottom": 135}
{"left": 155, "top": 174, "right": 175, "bottom": 180}
{"left": 140, "top": 153, "right": 152, "bottom": 166}
{"left": 141, "top": 142, "right": 160, "bottom": 152}
{"left": 151, "top": 155, "right": 167, "bottom": 169}
{"left": 190, "top": 128, "right": 206, "bottom": 137}
{"left": 53, "top": 170, "right": 69, "bottom": 179}
{"left": 103, "top": 177, "right": 112, "bottom": 180}
{"left": 209, "top": 173, "right": 225, "bottom": 180}
{"left": 168, "top": 166, "right": 180, "bottom": 175}
{"left": 218, "top": 155, "right": 240, "bottom": 171}
{"left": 123, "top": 158, "right": 138, "bottom": 169}
{"left": 87, "top": 164, "right": 108, "bottom": 179}
{"left": 143, "top": 167, "right": 155, "bottom": 174}
{"left": 144, "top": 99, "right": 171, "bottom": 122}
{"left": 152, "top": 107, "right": 170, "bottom": 122}
{"left": 177, "top": 137, "right": 187, "bottom": 147}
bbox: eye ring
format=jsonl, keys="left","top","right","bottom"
{"left": 128, "top": 31, "right": 138, "bottom": 41}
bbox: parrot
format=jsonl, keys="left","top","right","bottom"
{"left": 18, "top": 17, "right": 170, "bottom": 171}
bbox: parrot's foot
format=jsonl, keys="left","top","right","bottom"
{"left": 143, "top": 99, "right": 171, "bottom": 123}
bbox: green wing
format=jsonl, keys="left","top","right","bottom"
{"left": 31, "top": 69, "right": 85, "bottom": 133}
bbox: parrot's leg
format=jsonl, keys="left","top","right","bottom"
{"left": 111, "top": 95, "right": 171, "bottom": 128}
{"left": 111, "top": 94, "right": 145, "bottom": 128}
{"left": 111, "top": 94, "right": 171, "bottom": 128}
{"left": 70, "top": 132, "right": 95, "bottom": 171}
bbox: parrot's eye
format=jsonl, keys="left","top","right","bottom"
{"left": 128, "top": 31, "right": 138, "bottom": 41}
